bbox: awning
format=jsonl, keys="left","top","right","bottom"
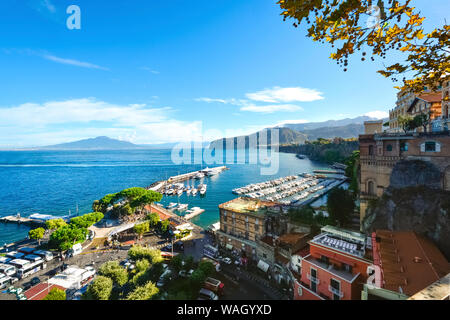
{"left": 226, "top": 244, "right": 233, "bottom": 250}
{"left": 257, "top": 260, "right": 270, "bottom": 273}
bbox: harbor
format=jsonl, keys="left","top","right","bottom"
{"left": 232, "top": 173, "right": 347, "bottom": 207}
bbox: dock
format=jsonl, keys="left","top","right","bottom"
{"left": 147, "top": 166, "right": 228, "bottom": 192}
{"left": 183, "top": 207, "right": 205, "bottom": 220}
{"left": 0, "top": 215, "right": 45, "bottom": 227}
{"left": 313, "top": 169, "right": 345, "bottom": 175}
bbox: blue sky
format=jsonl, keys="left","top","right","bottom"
{"left": 0, "top": 0, "right": 448, "bottom": 147}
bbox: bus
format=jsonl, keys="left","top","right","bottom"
{"left": 33, "top": 250, "right": 54, "bottom": 262}
{"left": 17, "top": 260, "right": 46, "bottom": 279}
{"left": 0, "top": 263, "right": 16, "bottom": 277}
{"left": 0, "top": 275, "right": 12, "bottom": 289}
{"left": 203, "top": 244, "right": 219, "bottom": 260}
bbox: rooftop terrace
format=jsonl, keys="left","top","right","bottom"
{"left": 219, "top": 197, "right": 277, "bottom": 215}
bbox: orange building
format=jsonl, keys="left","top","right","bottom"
{"left": 294, "top": 226, "right": 372, "bottom": 300}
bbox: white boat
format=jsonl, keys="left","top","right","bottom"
{"left": 177, "top": 204, "right": 188, "bottom": 211}
{"left": 167, "top": 202, "right": 178, "bottom": 209}
{"left": 186, "top": 187, "right": 192, "bottom": 195}
{"left": 191, "top": 188, "right": 198, "bottom": 196}
{"left": 195, "top": 172, "right": 205, "bottom": 179}
{"left": 177, "top": 188, "right": 184, "bottom": 196}
{"left": 199, "top": 184, "right": 207, "bottom": 196}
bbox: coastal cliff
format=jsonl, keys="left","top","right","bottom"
{"left": 362, "top": 160, "right": 450, "bottom": 259}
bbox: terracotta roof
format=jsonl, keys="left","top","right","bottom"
{"left": 293, "top": 245, "right": 310, "bottom": 258}
{"left": 418, "top": 92, "right": 442, "bottom": 103}
{"left": 275, "top": 253, "right": 290, "bottom": 265}
{"left": 374, "top": 230, "right": 450, "bottom": 296}
{"left": 260, "top": 235, "right": 275, "bottom": 247}
{"left": 24, "top": 283, "right": 66, "bottom": 300}
{"left": 144, "top": 205, "right": 171, "bottom": 220}
{"left": 277, "top": 232, "right": 308, "bottom": 246}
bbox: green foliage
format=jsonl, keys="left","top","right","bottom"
{"left": 184, "top": 256, "right": 195, "bottom": 271}
{"left": 84, "top": 276, "right": 113, "bottom": 300}
{"left": 98, "top": 261, "right": 128, "bottom": 287}
{"left": 189, "top": 269, "right": 207, "bottom": 290}
{"left": 29, "top": 227, "right": 45, "bottom": 241}
{"left": 170, "top": 254, "right": 184, "bottom": 273}
{"left": 45, "top": 218, "right": 67, "bottom": 230}
{"left": 345, "top": 150, "right": 360, "bottom": 195}
{"left": 126, "top": 281, "right": 159, "bottom": 300}
{"left": 135, "top": 259, "right": 150, "bottom": 273}
{"left": 128, "top": 246, "right": 163, "bottom": 264}
{"left": 280, "top": 139, "right": 359, "bottom": 164}
{"left": 159, "top": 219, "right": 171, "bottom": 233}
{"left": 288, "top": 205, "right": 330, "bottom": 226}
{"left": 146, "top": 212, "right": 160, "bottom": 227}
{"left": 49, "top": 224, "right": 87, "bottom": 251}
{"left": 70, "top": 212, "right": 104, "bottom": 228}
{"left": 327, "top": 188, "right": 355, "bottom": 227}
{"left": 43, "top": 288, "right": 66, "bottom": 300}
{"left": 134, "top": 221, "right": 150, "bottom": 238}
{"left": 197, "top": 261, "right": 215, "bottom": 277}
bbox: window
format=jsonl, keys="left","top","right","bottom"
{"left": 368, "top": 145, "right": 374, "bottom": 156}
{"left": 330, "top": 279, "right": 341, "bottom": 300}
{"left": 400, "top": 142, "right": 408, "bottom": 152}
{"left": 386, "top": 144, "right": 393, "bottom": 152}
{"left": 343, "top": 264, "right": 352, "bottom": 273}
{"left": 425, "top": 141, "right": 436, "bottom": 152}
{"left": 368, "top": 181, "right": 375, "bottom": 195}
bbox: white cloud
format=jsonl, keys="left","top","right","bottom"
{"left": 41, "top": 0, "right": 56, "bottom": 13}
{"left": 364, "top": 110, "right": 389, "bottom": 119}
{"left": 240, "top": 104, "right": 303, "bottom": 114}
{"left": 0, "top": 98, "right": 202, "bottom": 147}
{"left": 246, "top": 86, "right": 324, "bottom": 103}
{"left": 43, "top": 54, "right": 109, "bottom": 70}
{"left": 195, "top": 86, "right": 322, "bottom": 114}
{"left": 141, "top": 67, "right": 160, "bottom": 74}
{"left": 273, "top": 119, "right": 309, "bottom": 127}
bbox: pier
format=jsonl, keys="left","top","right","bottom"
{"left": 0, "top": 215, "right": 44, "bottom": 227}
{"left": 313, "top": 169, "right": 345, "bottom": 175}
{"left": 147, "top": 166, "right": 228, "bottom": 192}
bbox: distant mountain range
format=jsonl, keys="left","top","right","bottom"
{"left": 29, "top": 136, "right": 178, "bottom": 150}
{"left": 209, "top": 116, "right": 385, "bottom": 148}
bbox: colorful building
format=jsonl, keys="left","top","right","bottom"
{"left": 294, "top": 226, "right": 372, "bottom": 300}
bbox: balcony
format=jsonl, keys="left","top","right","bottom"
{"left": 306, "top": 273, "right": 320, "bottom": 284}
{"left": 328, "top": 285, "right": 344, "bottom": 298}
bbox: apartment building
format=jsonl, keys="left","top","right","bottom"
{"left": 294, "top": 226, "right": 373, "bottom": 300}
{"left": 217, "top": 197, "right": 284, "bottom": 260}
{"left": 388, "top": 86, "right": 443, "bottom": 132}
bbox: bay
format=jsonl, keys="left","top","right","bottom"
{"left": 0, "top": 149, "right": 328, "bottom": 245}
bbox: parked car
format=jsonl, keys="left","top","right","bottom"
{"left": 222, "top": 257, "right": 232, "bottom": 265}
{"left": 30, "top": 277, "right": 40, "bottom": 286}
{"left": 156, "top": 269, "right": 172, "bottom": 287}
{"left": 198, "top": 288, "right": 219, "bottom": 300}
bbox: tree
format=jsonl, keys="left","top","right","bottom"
{"left": 49, "top": 224, "right": 87, "bottom": 251}
{"left": 327, "top": 187, "right": 355, "bottom": 227}
{"left": 159, "top": 219, "right": 171, "bottom": 234}
{"left": 70, "top": 212, "right": 104, "bottom": 228}
{"left": 189, "top": 269, "right": 207, "bottom": 290}
{"left": 45, "top": 218, "right": 67, "bottom": 230}
{"left": 134, "top": 222, "right": 150, "bottom": 240}
{"left": 146, "top": 212, "right": 160, "bottom": 228}
{"left": 29, "top": 227, "right": 45, "bottom": 245}
{"left": 398, "top": 114, "right": 413, "bottom": 132}
{"left": 84, "top": 276, "right": 113, "bottom": 300}
{"left": 278, "top": 0, "right": 449, "bottom": 92}
{"left": 98, "top": 261, "right": 128, "bottom": 287}
{"left": 414, "top": 113, "right": 430, "bottom": 133}
{"left": 126, "top": 281, "right": 159, "bottom": 300}
{"left": 170, "top": 254, "right": 185, "bottom": 273}
{"left": 345, "top": 150, "right": 360, "bottom": 196}
{"left": 135, "top": 259, "right": 150, "bottom": 273}
{"left": 128, "top": 246, "right": 163, "bottom": 264}
{"left": 43, "top": 288, "right": 66, "bottom": 300}
{"left": 197, "top": 261, "right": 215, "bottom": 277}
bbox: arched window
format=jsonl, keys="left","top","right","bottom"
{"left": 368, "top": 181, "right": 375, "bottom": 195}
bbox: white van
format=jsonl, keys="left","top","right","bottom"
{"left": 156, "top": 269, "right": 172, "bottom": 287}
{"left": 68, "top": 243, "right": 83, "bottom": 257}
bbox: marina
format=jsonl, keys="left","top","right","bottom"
{"left": 232, "top": 173, "right": 347, "bottom": 207}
